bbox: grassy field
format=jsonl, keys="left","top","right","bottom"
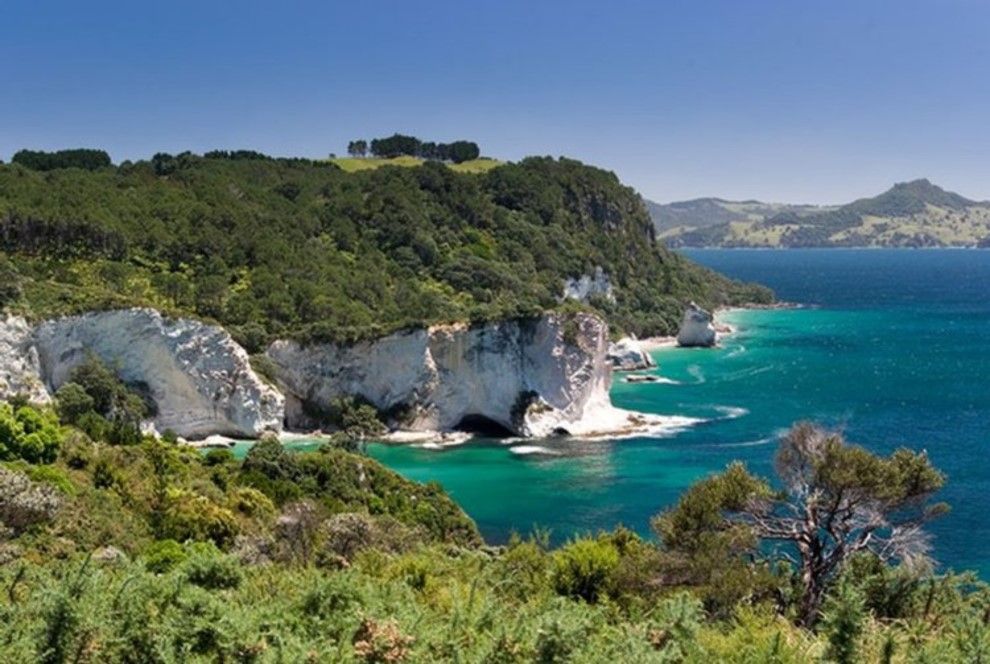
{"left": 329, "top": 155, "right": 503, "bottom": 174}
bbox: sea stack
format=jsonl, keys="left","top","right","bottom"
{"left": 607, "top": 337, "right": 656, "bottom": 371}
{"left": 676, "top": 302, "right": 717, "bottom": 347}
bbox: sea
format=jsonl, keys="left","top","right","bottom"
{"left": 364, "top": 249, "right": 990, "bottom": 578}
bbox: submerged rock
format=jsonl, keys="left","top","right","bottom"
{"left": 607, "top": 336, "right": 656, "bottom": 371}
{"left": 267, "top": 312, "right": 636, "bottom": 438}
{"left": 676, "top": 302, "right": 717, "bottom": 347}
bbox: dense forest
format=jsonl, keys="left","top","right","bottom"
{"left": 0, "top": 151, "right": 769, "bottom": 350}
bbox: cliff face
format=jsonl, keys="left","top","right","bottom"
{"left": 0, "top": 315, "right": 50, "bottom": 404}
{"left": 1, "top": 308, "right": 646, "bottom": 440}
{"left": 268, "top": 312, "right": 627, "bottom": 437}
{"left": 1, "top": 309, "right": 283, "bottom": 439}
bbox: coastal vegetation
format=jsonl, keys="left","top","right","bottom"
{"left": 0, "top": 149, "right": 769, "bottom": 348}
{"left": 0, "top": 403, "right": 987, "bottom": 661}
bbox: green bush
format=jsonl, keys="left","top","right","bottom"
{"left": 143, "top": 538, "right": 188, "bottom": 573}
{"left": 551, "top": 537, "right": 620, "bottom": 603}
{"left": 181, "top": 542, "right": 243, "bottom": 590}
{"left": 162, "top": 491, "right": 239, "bottom": 548}
{"left": 0, "top": 401, "right": 62, "bottom": 464}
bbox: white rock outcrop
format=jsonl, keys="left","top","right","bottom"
{"left": 562, "top": 267, "right": 615, "bottom": 304}
{"left": 607, "top": 336, "right": 656, "bottom": 372}
{"left": 268, "top": 312, "right": 644, "bottom": 438}
{"left": 676, "top": 302, "right": 717, "bottom": 347}
{"left": 0, "top": 315, "right": 51, "bottom": 404}
{"left": 31, "top": 309, "right": 283, "bottom": 439}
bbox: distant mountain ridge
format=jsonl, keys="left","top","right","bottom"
{"left": 651, "top": 179, "right": 990, "bottom": 248}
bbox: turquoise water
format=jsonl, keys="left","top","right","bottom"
{"left": 365, "top": 250, "right": 990, "bottom": 577}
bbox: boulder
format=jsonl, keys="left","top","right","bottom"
{"left": 607, "top": 337, "right": 656, "bottom": 371}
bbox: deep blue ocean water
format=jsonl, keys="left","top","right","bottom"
{"left": 365, "top": 249, "right": 990, "bottom": 577}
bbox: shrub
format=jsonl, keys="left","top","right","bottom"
{"left": 551, "top": 537, "right": 620, "bottom": 603}
{"left": 144, "top": 538, "right": 188, "bottom": 573}
{"left": 55, "top": 383, "right": 95, "bottom": 425}
{"left": 0, "top": 402, "right": 63, "bottom": 463}
{"left": 182, "top": 542, "right": 243, "bottom": 590}
{"left": 23, "top": 465, "right": 76, "bottom": 495}
{"left": 163, "top": 491, "right": 239, "bottom": 548}
{"left": 226, "top": 486, "right": 275, "bottom": 518}
{"left": 0, "top": 466, "right": 62, "bottom": 535}
{"left": 352, "top": 617, "right": 415, "bottom": 663}
{"left": 91, "top": 457, "right": 120, "bottom": 490}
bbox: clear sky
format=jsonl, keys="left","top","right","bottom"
{"left": 2, "top": 0, "right": 989, "bottom": 204}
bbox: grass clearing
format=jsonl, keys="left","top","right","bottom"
{"left": 329, "top": 156, "right": 502, "bottom": 174}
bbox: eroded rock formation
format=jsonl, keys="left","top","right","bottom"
{"left": 676, "top": 302, "right": 717, "bottom": 347}
{"left": 267, "top": 312, "right": 638, "bottom": 437}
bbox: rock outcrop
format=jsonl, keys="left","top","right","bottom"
{"left": 676, "top": 302, "right": 717, "bottom": 347}
{"left": 1, "top": 307, "right": 687, "bottom": 441}
{"left": 268, "top": 312, "right": 641, "bottom": 438}
{"left": 0, "top": 315, "right": 50, "bottom": 404}
{"left": 24, "top": 309, "right": 283, "bottom": 439}
{"left": 607, "top": 337, "right": 656, "bottom": 371}
{"left": 562, "top": 267, "right": 615, "bottom": 304}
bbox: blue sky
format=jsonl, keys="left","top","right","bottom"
{"left": 2, "top": 0, "right": 989, "bottom": 203}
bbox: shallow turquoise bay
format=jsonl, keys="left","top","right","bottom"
{"left": 364, "top": 250, "right": 990, "bottom": 578}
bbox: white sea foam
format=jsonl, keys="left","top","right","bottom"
{"left": 716, "top": 437, "right": 774, "bottom": 448}
{"left": 712, "top": 405, "right": 750, "bottom": 420}
{"left": 510, "top": 445, "right": 561, "bottom": 456}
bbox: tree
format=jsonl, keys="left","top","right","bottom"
{"left": 654, "top": 422, "right": 947, "bottom": 626}
{"left": 347, "top": 140, "right": 368, "bottom": 158}
{"left": 11, "top": 148, "right": 111, "bottom": 171}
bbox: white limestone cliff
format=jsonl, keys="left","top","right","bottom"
{"left": 24, "top": 309, "right": 283, "bottom": 439}
{"left": 2, "top": 307, "right": 695, "bottom": 442}
{"left": 676, "top": 302, "right": 717, "bottom": 347}
{"left": 562, "top": 267, "right": 615, "bottom": 304}
{"left": 268, "top": 312, "right": 651, "bottom": 438}
{"left": 0, "top": 315, "right": 50, "bottom": 404}
{"left": 607, "top": 336, "right": 656, "bottom": 371}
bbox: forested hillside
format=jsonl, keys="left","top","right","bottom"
{"left": 0, "top": 152, "right": 769, "bottom": 347}
{"left": 662, "top": 179, "right": 990, "bottom": 248}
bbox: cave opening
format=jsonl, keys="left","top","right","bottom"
{"left": 454, "top": 414, "right": 515, "bottom": 438}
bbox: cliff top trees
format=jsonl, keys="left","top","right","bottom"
{"left": 347, "top": 140, "right": 368, "bottom": 157}
{"left": 11, "top": 149, "right": 111, "bottom": 171}
{"left": 353, "top": 134, "right": 482, "bottom": 163}
{"left": 654, "top": 422, "right": 947, "bottom": 626}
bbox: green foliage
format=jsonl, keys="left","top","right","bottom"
{"left": 821, "top": 580, "right": 867, "bottom": 664}
{"left": 54, "top": 355, "right": 149, "bottom": 445}
{"left": 0, "top": 402, "right": 62, "bottom": 464}
{"left": 161, "top": 490, "right": 239, "bottom": 548}
{"left": 551, "top": 536, "right": 620, "bottom": 603}
{"left": 181, "top": 541, "right": 243, "bottom": 589}
{"left": 0, "top": 417, "right": 983, "bottom": 661}
{"left": 11, "top": 148, "right": 111, "bottom": 171}
{"left": 143, "top": 538, "right": 187, "bottom": 573}
{"left": 656, "top": 423, "right": 948, "bottom": 626}
{"left": 0, "top": 153, "right": 769, "bottom": 344}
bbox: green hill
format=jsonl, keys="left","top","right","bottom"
{"left": 662, "top": 180, "right": 990, "bottom": 248}
{"left": 0, "top": 151, "right": 770, "bottom": 348}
